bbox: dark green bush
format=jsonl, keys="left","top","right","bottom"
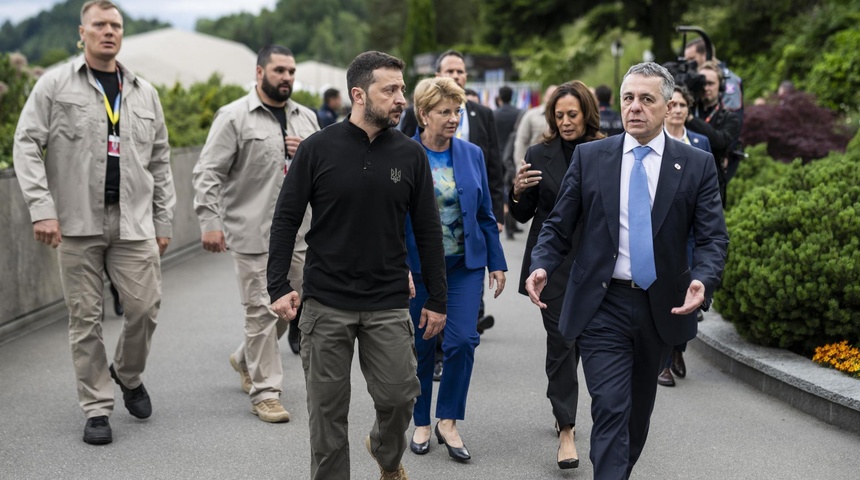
{"left": 725, "top": 144, "right": 791, "bottom": 211}
{"left": 715, "top": 148, "right": 860, "bottom": 353}
{"left": 0, "top": 52, "right": 36, "bottom": 170}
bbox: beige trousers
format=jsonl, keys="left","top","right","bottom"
{"left": 230, "top": 252, "right": 285, "bottom": 403}
{"left": 59, "top": 204, "right": 162, "bottom": 418}
{"left": 300, "top": 298, "right": 420, "bottom": 480}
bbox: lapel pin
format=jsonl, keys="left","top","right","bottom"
{"left": 674, "top": 163, "right": 681, "bottom": 170}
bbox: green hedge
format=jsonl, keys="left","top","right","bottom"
{"left": 715, "top": 147, "right": 860, "bottom": 353}
{"left": 725, "top": 144, "right": 790, "bottom": 211}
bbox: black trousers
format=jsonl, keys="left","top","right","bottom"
{"left": 578, "top": 284, "right": 670, "bottom": 480}
{"left": 541, "top": 294, "right": 579, "bottom": 427}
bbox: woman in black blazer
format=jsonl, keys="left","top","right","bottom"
{"left": 507, "top": 81, "right": 606, "bottom": 470}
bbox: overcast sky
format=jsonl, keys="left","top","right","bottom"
{"left": 0, "top": 0, "right": 277, "bottom": 31}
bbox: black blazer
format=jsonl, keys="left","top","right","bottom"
{"left": 507, "top": 137, "right": 581, "bottom": 300}
{"left": 400, "top": 101, "right": 504, "bottom": 222}
{"left": 530, "top": 134, "right": 728, "bottom": 346}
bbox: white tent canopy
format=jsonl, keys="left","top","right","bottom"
{"left": 116, "top": 28, "right": 257, "bottom": 88}
{"left": 294, "top": 60, "right": 348, "bottom": 101}
{"left": 48, "top": 28, "right": 350, "bottom": 102}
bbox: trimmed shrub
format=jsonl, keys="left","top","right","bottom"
{"left": 715, "top": 149, "right": 860, "bottom": 353}
{"left": 725, "top": 144, "right": 791, "bottom": 211}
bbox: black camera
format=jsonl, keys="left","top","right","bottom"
{"left": 662, "top": 26, "right": 714, "bottom": 105}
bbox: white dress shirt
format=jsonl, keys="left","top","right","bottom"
{"left": 612, "top": 133, "right": 665, "bottom": 280}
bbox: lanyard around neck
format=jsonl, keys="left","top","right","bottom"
{"left": 94, "top": 70, "right": 123, "bottom": 127}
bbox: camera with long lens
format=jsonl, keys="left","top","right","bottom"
{"left": 662, "top": 26, "right": 713, "bottom": 105}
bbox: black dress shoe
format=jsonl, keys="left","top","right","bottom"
{"left": 288, "top": 319, "right": 301, "bottom": 355}
{"left": 435, "top": 423, "right": 471, "bottom": 461}
{"left": 410, "top": 437, "right": 430, "bottom": 455}
{"left": 671, "top": 350, "right": 687, "bottom": 378}
{"left": 476, "top": 315, "right": 495, "bottom": 334}
{"left": 657, "top": 367, "right": 675, "bottom": 387}
{"left": 109, "top": 364, "right": 152, "bottom": 419}
{"left": 433, "top": 360, "right": 443, "bottom": 382}
{"left": 83, "top": 415, "right": 112, "bottom": 445}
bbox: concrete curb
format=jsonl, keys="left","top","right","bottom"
{"left": 690, "top": 310, "right": 860, "bottom": 435}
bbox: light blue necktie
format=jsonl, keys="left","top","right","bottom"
{"left": 629, "top": 145, "right": 656, "bottom": 289}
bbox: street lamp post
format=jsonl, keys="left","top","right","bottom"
{"left": 610, "top": 38, "right": 624, "bottom": 101}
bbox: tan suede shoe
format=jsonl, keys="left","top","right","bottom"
{"left": 251, "top": 399, "right": 291, "bottom": 423}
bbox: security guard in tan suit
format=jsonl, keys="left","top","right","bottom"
{"left": 192, "top": 45, "right": 319, "bottom": 423}
{"left": 13, "top": 0, "right": 175, "bottom": 445}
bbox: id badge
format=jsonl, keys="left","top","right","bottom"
{"left": 108, "top": 134, "right": 121, "bottom": 157}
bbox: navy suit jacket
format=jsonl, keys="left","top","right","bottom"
{"left": 405, "top": 136, "right": 507, "bottom": 275}
{"left": 687, "top": 129, "right": 711, "bottom": 153}
{"left": 530, "top": 133, "right": 728, "bottom": 346}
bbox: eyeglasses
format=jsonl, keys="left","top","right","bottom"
{"left": 432, "top": 107, "right": 464, "bottom": 119}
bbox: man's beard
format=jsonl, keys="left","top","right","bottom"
{"left": 262, "top": 74, "right": 291, "bottom": 103}
{"left": 364, "top": 95, "right": 401, "bottom": 130}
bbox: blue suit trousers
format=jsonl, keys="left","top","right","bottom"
{"left": 410, "top": 257, "right": 483, "bottom": 426}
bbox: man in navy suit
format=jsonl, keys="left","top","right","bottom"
{"left": 526, "top": 62, "right": 728, "bottom": 479}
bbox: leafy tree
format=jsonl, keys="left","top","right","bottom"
{"left": 401, "top": 0, "right": 437, "bottom": 69}
{"left": 196, "top": 0, "right": 368, "bottom": 67}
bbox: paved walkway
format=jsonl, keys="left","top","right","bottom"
{"left": 2, "top": 233, "right": 859, "bottom": 479}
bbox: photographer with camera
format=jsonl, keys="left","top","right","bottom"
{"left": 684, "top": 60, "right": 741, "bottom": 206}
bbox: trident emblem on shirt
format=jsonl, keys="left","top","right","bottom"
{"left": 391, "top": 168, "right": 402, "bottom": 184}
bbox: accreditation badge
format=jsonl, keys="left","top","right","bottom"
{"left": 108, "top": 134, "right": 121, "bottom": 157}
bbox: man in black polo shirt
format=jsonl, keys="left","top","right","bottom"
{"left": 268, "top": 51, "right": 447, "bottom": 480}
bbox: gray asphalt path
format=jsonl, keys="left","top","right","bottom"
{"left": 2, "top": 232, "right": 859, "bottom": 479}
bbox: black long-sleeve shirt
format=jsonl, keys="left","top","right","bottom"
{"left": 267, "top": 119, "right": 448, "bottom": 313}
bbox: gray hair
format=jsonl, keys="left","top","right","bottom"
{"left": 621, "top": 62, "right": 675, "bottom": 102}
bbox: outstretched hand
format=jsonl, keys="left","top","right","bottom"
{"left": 671, "top": 280, "right": 706, "bottom": 315}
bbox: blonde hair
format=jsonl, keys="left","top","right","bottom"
{"left": 412, "top": 77, "right": 466, "bottom": 125}
{"left": 81, "top": 1, "right": 120, "bottom": 23}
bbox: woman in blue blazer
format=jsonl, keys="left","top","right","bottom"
{"left": 405, "top": 77, "right": 507, "bottom": 462}
{"left": 661, "top": 85, "right": 713, "bottom": 387}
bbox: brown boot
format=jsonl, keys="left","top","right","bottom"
{"left": 365, "top": 436, "right": 409, "bottom": 479}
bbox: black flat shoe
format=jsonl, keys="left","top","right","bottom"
{"left": 410, "top": 437, "right": 429, "bottom": 455}
{"left": 435, "top": 423, "right": 470, "bottom": 461}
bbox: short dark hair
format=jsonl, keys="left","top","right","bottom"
{"left": 464, "top": 88, "right": 478, "bottom": 97}
{"left": 498, "top": 85, "right": 513, "bottom": 104}
{"left": 323, "top": 88, "right": 340, "bottom": 102}
{"left": 543, "top": 81, "right": 605, "bottom": 144}
{"left": 435, "top": 49, "right": 464, "bottom": 72}
{"left": 595, "top": 85, "right": 612, "bottom": 104}
{"left": 347, "top": 51, "right": 405, "bottom": 102}
{"left": 686, "top": 37, "right": 716, "bottom": 59}
{"left": 257, "top": 45, "right": 294, "bottom": 68}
